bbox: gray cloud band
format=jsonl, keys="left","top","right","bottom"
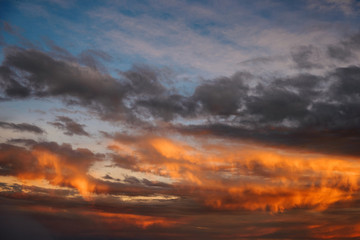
{"left": 0, "top": 31, "right": 360, "bottom": 156}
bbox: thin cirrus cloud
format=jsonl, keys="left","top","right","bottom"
{"left": 1, "top": 0, "right": 360, "bottom": 240}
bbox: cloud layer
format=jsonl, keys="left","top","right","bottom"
{"left": 1, "top": 1, "right": 360, "bottom": 239}
{"left": 1, "top": 33, "right": 360, "bottom": 157}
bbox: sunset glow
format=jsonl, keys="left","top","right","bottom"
{"left": 1, "top": 0, "right": 360, "bottom": 239}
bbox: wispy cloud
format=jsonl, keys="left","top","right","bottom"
{"left": 0, "top": 121, "right": 44, "bottom": 134}
{"left": 48, "top": 116, "right": 90, "bottom": 136}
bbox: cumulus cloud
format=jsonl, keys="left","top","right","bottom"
{"left": 1, "top": 37, "right": 360, "bottom": 157}
{"left": 0, "top": 141, "right": 105, "bottom": 197}
{"left": 0, "top": 47, "right": 176, "bottom": 122}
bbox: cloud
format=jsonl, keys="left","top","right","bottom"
{"left": 0, "top": 65, "right": 31, "bottom": 98}
{"left": 1, "top": 127, "right": 360, "bottom": 239}
{"left": 2, "top": 2, "right": 360, "bottom": 239}
{"left": 0, "top": 139, "right": 176, "bottom": 200}
{"left": 0, "top": 141, "right": 105, "bottom": 198}
{"left": 1, "top": 20, "right": 360, "bottom": 154}
{"left": 0, "top": 191, "right": 181, "bottom": 240}
{"left": 308, "top": 0, "right": 360, "bottom": 16}
{"left": 1, "top": 43, "right": 360, "bottom": 158}
{"left": 192, "top": 72, "right": 249, "bottom": 116}
{"left": 0, "top": 47, "right": 178, "bottom": 122}
{"left": 327, "top": 32, "right": 360, "bottom": 61}
{"left": 135, "top": 94, "right": 197, "bottom": 121}
{"left": 291, "top": 45, "right": 322, "bottom": 69}
{"left": 0, "top": 47, "right": 131, "bottom": 120}
{"left": 172, "top": 65, "right": 360, "bottom": 157}
{"left": 176, "top": 123, "right": 360, "bottom": 158}
{"left": 6, "top": 138, "right": 38, "bottom": 146}
{"left": 78, "top": 49, "right": 112, "bottom": 72}
{"left": 0, "top": 121, "right": 44, "bottom": 134}
{"left": 1, "top": 188, "right": 360, "bottom": 240}
{"left": 246, "top": 85, "right": 310, "bottom": 122}
{"left": 48, "top": 116, "right": 90, "bottom": 136}
{"left": 106, "top": 134, "right": 360, "bottom": 212}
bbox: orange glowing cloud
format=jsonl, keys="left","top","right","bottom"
{"left": 309, "top": 222, "right": 360, "bottom": 239}
{"left": 110, "top": 135, "right": 360, "bottom": 212}
{"left": 0, "top": 143, "right": 107, "bottom": 199}
{"left": 87, "top": 211, "right": 179, "bottom": 229}
{"left": 31, "top": 149, "right": 102, "bottom": 198}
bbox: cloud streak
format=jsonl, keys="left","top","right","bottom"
{"left": 0, "top": 121, "right": 44, "bottom": 134}
{"left": 48, "top": 116, "right": 89, "bottom": 136}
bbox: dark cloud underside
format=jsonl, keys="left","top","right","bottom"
{"left": 1, "top": 40, "right": 360, "bottom": 156}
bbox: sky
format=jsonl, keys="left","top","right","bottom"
{"left": 1, "top": 0, "right": 360, "bottom": 239}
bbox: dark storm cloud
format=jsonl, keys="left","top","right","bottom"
{"left": 174, "top": 66, "right": 360, "bottom": 157}
{"left": 331, "top": 65, "right": 360, "bottom": 97}
{"left": 48, "top": 116, "right": 89, "bottom": 136}
{"left": 135, "top": 94, "right": 197, "bottom": 121}
{"left": 246, "top": 87, "right": 310, "bottom": 122}
{"left": 1, "top": 40, "right": 360, "bottom": 156}
{"left": 0, "top": 47, "right": 176, "bottom": 122}
{"left": 135, "top": 71, "right": 251, "bottom": 120}
{"left": 0, "top": 121, "right": 44, "bottom": 134}
{"left": 192, "top": 72, "right": 249, "bottom": 116}
{"left": 176, "top": 123, "right": 360, "bottom": 157}
{"left": 123, "top": 64, "right": 167, "bottom": 96}
{"left": 0, "top": 47, "right": 130, "bottom": 121}
{"left": 0, "top": 65, "right": 30, "bottom": 97}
